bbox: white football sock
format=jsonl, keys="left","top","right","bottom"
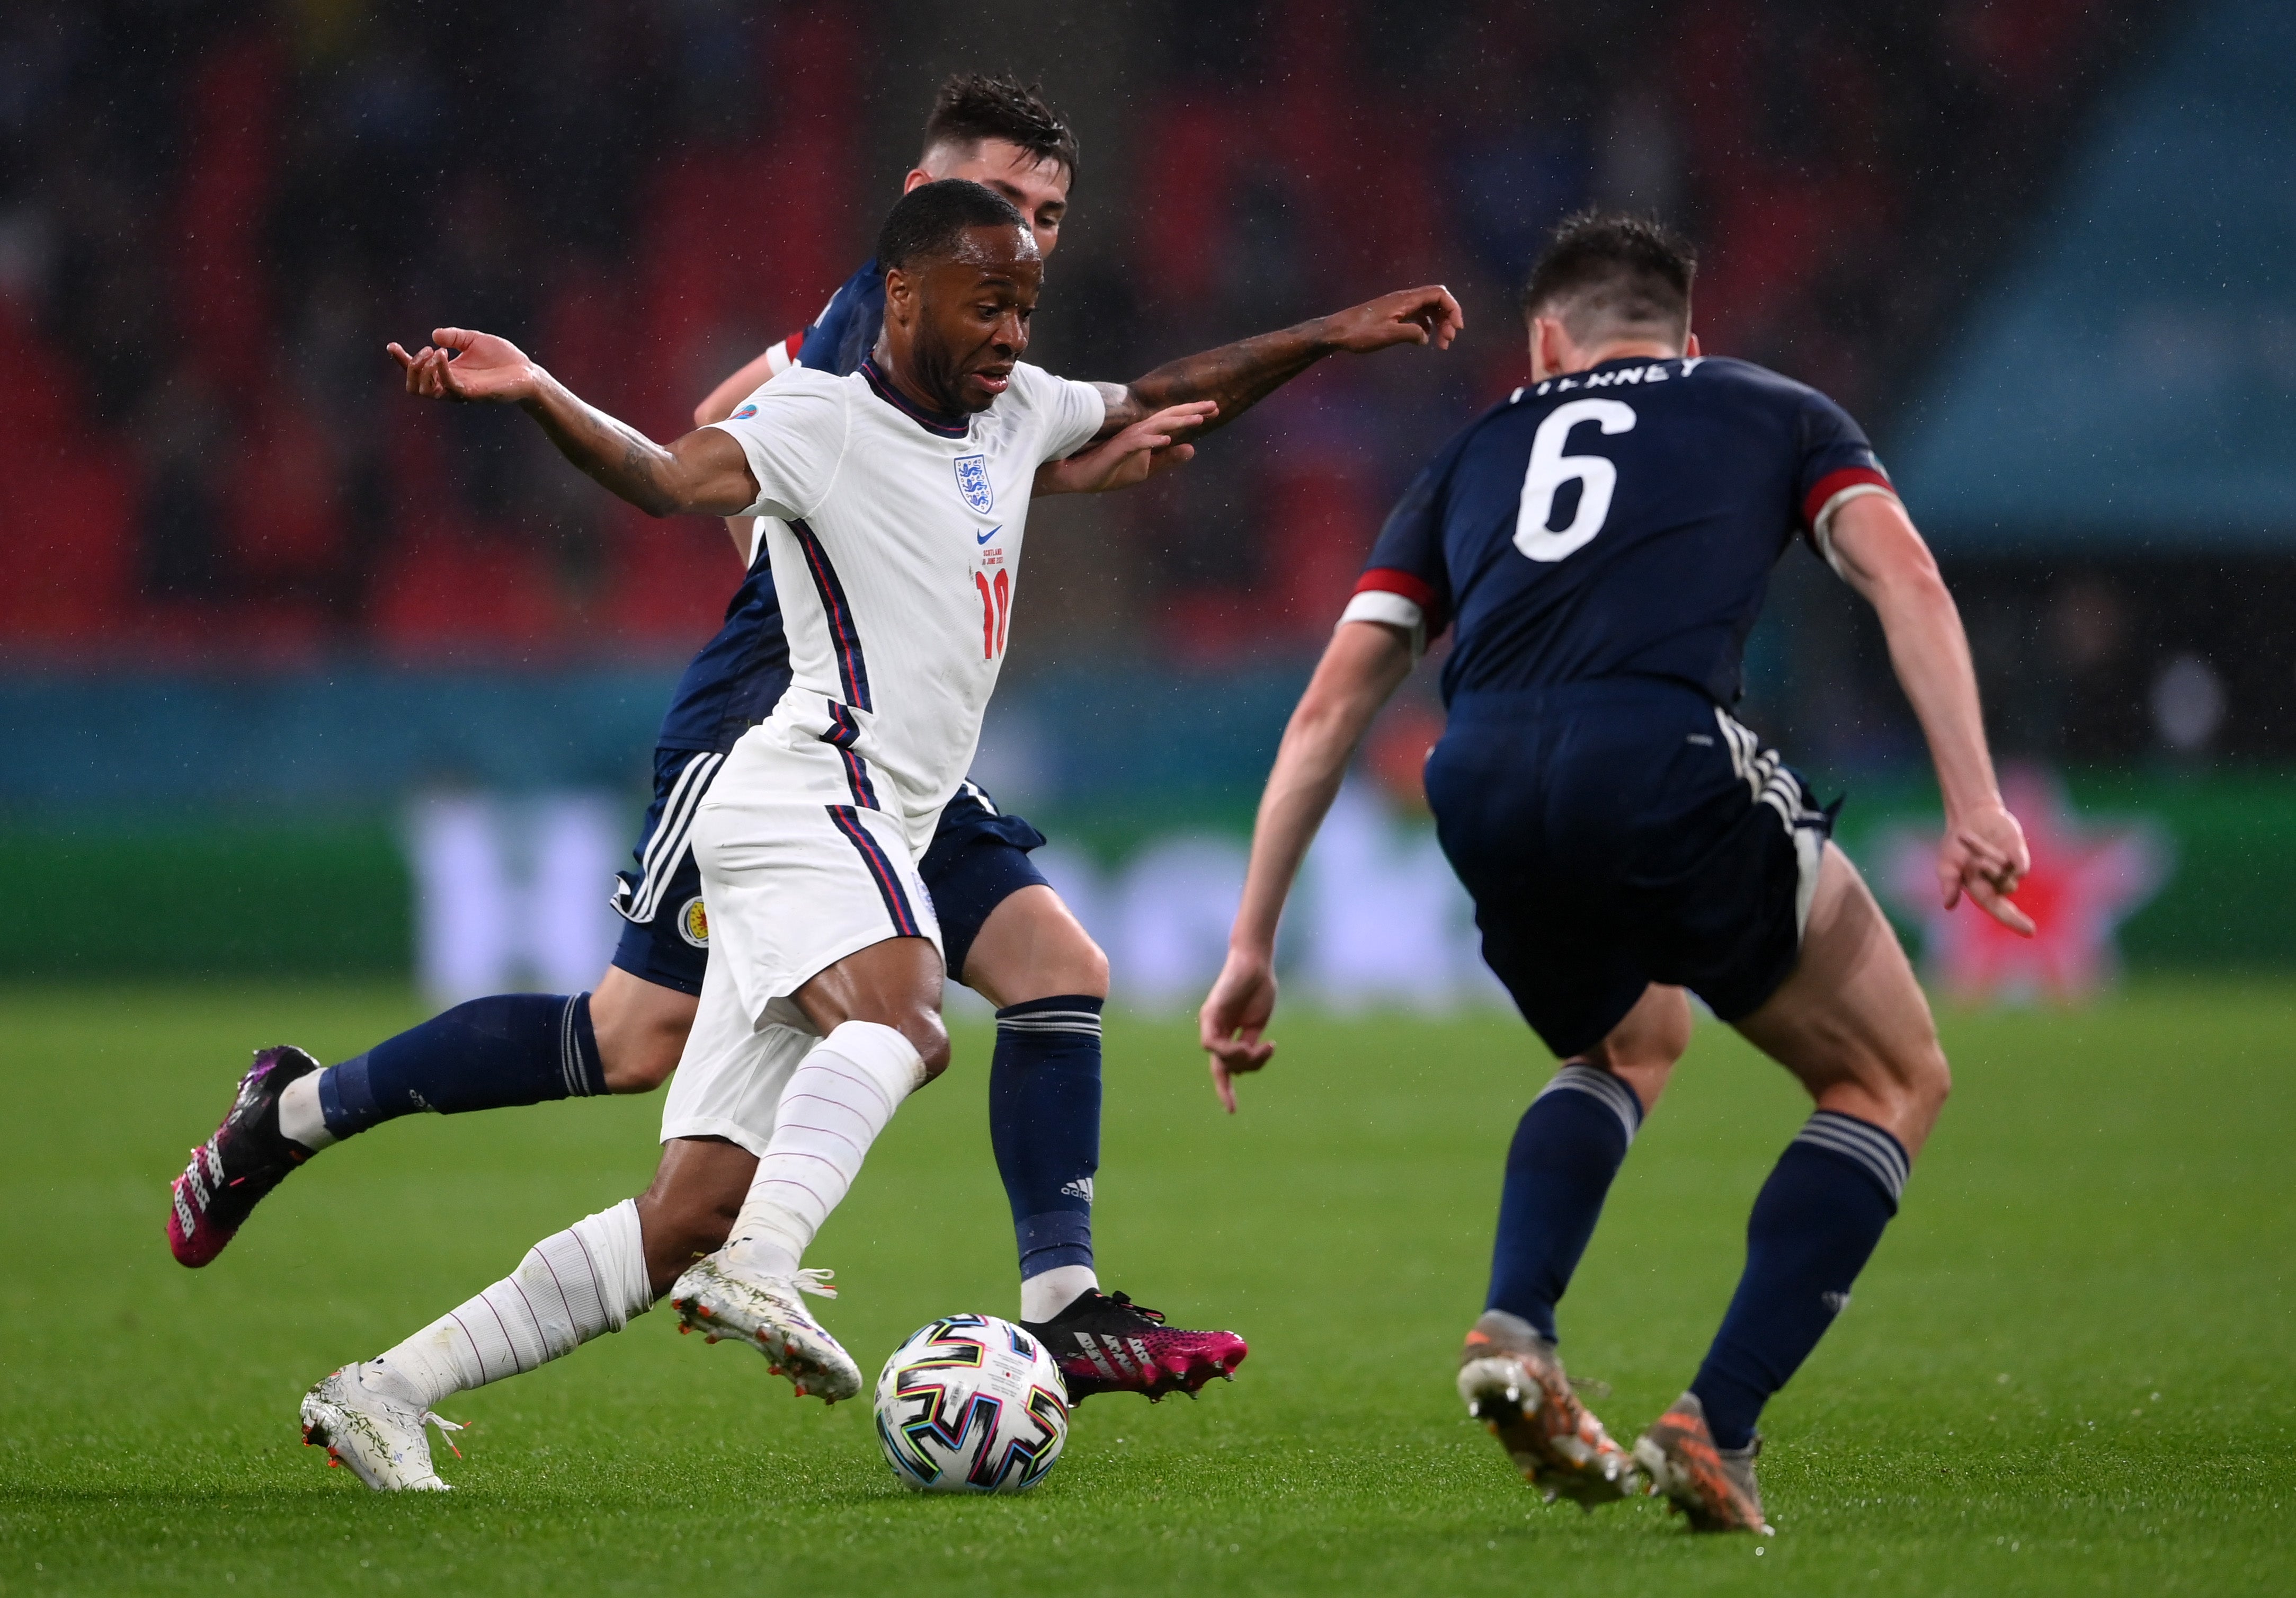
{"left": 277, "top": 1071, "right": 335, "bottom": 1150}
{"left": 366, "top": 1199, "right": 649, "bottom": 1410}
{"left": 1020, "top": 1264, "right": 1099, "bottom": 1325}
{"left": 724, "top": 1021, "right": 925, "bottom": 1279}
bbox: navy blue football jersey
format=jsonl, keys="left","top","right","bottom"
{"left": 653, "top": 259, "right": 885, "bottom": 752}
{"left": 795, "top": 257, "right": 886, "bottom": 375}
{"left": 1352, "top": 356, "right": 1891, "bottom": 708}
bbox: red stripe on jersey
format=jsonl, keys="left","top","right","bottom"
{"left": 1802, "top": 466, "right": 1894, "bottom": 529}
{"left": 782, "top": 330, "right": 805, "bottom": 362}
{"left": 1355, "top": 566, "right": 1439, "bottom": 612}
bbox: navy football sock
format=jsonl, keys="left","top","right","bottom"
{"left": 987, "top": 995, "right": 1104, "bottom": 1280}
{"left": 1690, "top": 1111, "right": 1909, "bottom": 1449}
{"left": 318, "top": 993, "right": 607, "bottom": 1140}
{"left": 1485, "top": 1064, "right": 1644, "bottom": 1340}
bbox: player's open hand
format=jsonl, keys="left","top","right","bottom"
{"left": 1319, "top": 285, "right": 1465, "bottom": 355}
{"left": 1200, "top": 947, "right": 1279, "bottom": 1114}
{"left": 387, "top": 328, "right": 540, "bottom": 404}
{"left": 1939, "top": 798, "right": 2034, "bottom": 936}
{"left": 1037, "top": 401, "right": 1215, "bottom": 495}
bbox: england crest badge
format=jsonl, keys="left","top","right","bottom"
{"left": 954, "top": 454, "right": 994, "bottom": 514}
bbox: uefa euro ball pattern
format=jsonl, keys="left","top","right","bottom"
{"left": 873, "top": 1315, "right": 1071, "bottom": 1493}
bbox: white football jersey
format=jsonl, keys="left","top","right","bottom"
{"left": 706, "top": 357, "right": 1105, "bottom": 846}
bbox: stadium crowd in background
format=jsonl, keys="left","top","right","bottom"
{"left": 0, "top": 0, "right": 2142, "bottom": 689}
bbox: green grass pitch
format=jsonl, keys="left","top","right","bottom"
{"left": 2, "top": 981, "right": 2291, "bottom": 1594}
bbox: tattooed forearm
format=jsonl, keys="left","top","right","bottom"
{"left": 1104, "top": 318, "right": 1334, "bottom": 442}
{"left": 517, "top": 375, "right": 687, "bottom": 517}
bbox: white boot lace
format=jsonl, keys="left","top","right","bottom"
{"left": 422, "top": 1411, "right": 467, "bottom": 1460}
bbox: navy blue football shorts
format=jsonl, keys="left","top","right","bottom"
{"left": 1424, "top": 677, "right": 1834, "bottom": 1060}
{"left": 611, "top": 755, "right": 1049, "bottom": 996}
{"left": 915, "top": 780, "right": 1052, "bottom": 982}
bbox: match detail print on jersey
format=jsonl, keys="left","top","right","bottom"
{"left": 1517, "top": 400, "right": 1638, "bottom": 562}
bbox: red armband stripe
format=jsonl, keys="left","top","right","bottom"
{"left": 1354, "top": 567, "right": 1440, "bottom": 612}
{"left": 1802, "top": 466, "right": 1894, "bottom": 529}
{"left": 782, "top": 330, "right": 805, "bottom": 362}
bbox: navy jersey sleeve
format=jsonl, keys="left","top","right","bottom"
{"left": 1345, "top": 457, "right": 1455, "bottom": 647}
{"left": 1794, "top": 389, "right": 1896, "bottom": 558}
{"left": 797, "top": 259, "right": 886, "bottom": 377}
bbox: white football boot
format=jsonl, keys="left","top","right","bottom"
{"left": 670, "top": 1258, "right": 861, "bottom": 1402}
{"left": 299, "top": 1364, "right": 464, "bottom": 1492}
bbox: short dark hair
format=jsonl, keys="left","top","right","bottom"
{"left": 1521, "top": 211, "right": 1696, "bottom": 344}
{"left": 921, "top": 73, "right": 1080, "bottom": 179}
{"left": 875, "top": 179, "right": 1029, "bottom": 273}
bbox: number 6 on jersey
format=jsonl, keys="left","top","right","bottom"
{"left": 1515, "top": 398, "right": 1636, "bottom": 562}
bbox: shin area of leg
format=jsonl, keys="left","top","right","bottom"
{"left": 312, "top": 994, "right": 609, "bottom": 1144}
{"left": 725, "top": 1020, "right": 927, "bottom": 1277}
{"left": 636, "top": 1137, "right": 759, "bottom": 1297}
{"left": 965, "top": 889, "right": 1110, "bottom": 1320}
{"left": 1486, "top": 1063, "right": 1642, "bottom": 1339}
{"left": 1690, "top": 843, "right": 1939, "bottom": 1449}
{"left": 367, "top": 1200, "right": 651, "bottom": 1410}
{"left": 1690, "top": 1116, "right": 1905, "bottom": 1448}
{"left": 1483, "top": 983, "right": 1687, "bottom": 1339}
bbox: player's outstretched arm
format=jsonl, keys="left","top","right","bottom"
{"left": 388, "top": 328, "right": 759, "bottom": 519}
{"left": 1200, "top": 619, "right": 1417, "bottom": 1112}
{"left": 1034, "top": 401, "right": 1216, "bottom": 496}
{"left": 1827, "top": 493, "right": 2034, "bottom": 934}
{"left": 1090, "top": 286, "right": 1463, "bottom": 445}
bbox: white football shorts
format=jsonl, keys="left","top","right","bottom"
{"left": 658, "top": 959, "right": 817, "bottom": 1155}
{"left": 662, "top": 727, "right": 941, "bottom": 1154}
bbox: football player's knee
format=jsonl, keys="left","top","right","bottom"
{"left": 1631, "top": 1000, "right": 1693, "bottom": 1070}
{"left": 1908, "top": 1041, "right": 1952, "bottom": 1114}
{"left": 1863, "top": 1033, "right": 1949, "bottom": 1126}
{"left": 601, "top": 1034, "right": 681, "bottom": 1095}
{"left": 900, "top": 1011, "right": 953, "bottom": 1081}
{"left": 591, "top": 988, "right": 693, "bottom": 1094}
{"left": 1060, "top": 929, "right": 1110, "bottom": 999}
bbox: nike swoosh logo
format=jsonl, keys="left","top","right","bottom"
{"left": 976, "top": 525, "right": 1001, "bottom": 545}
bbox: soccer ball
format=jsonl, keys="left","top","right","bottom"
{"left": 873, "top": 1315, "right": 1070, "bottom": 1493}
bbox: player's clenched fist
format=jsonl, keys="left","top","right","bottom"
{"left": 387, "top": 328, "right": 541, "bottom": 404}
{"left": 1318, "top": 285, "right": 1465, "bottom": 353}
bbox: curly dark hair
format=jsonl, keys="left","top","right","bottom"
{"left": 921, "top": 73, "right": 1080, "bottom": 178}
{"left": 1521, "top": 211, "right": 1696, "bottom": 342}
{"left": 874, "top": 179, "right": 1029, "bottom": 273}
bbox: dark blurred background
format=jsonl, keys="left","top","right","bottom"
{"left": 3, "top": 0, "right": 2290, "bottom": 993}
